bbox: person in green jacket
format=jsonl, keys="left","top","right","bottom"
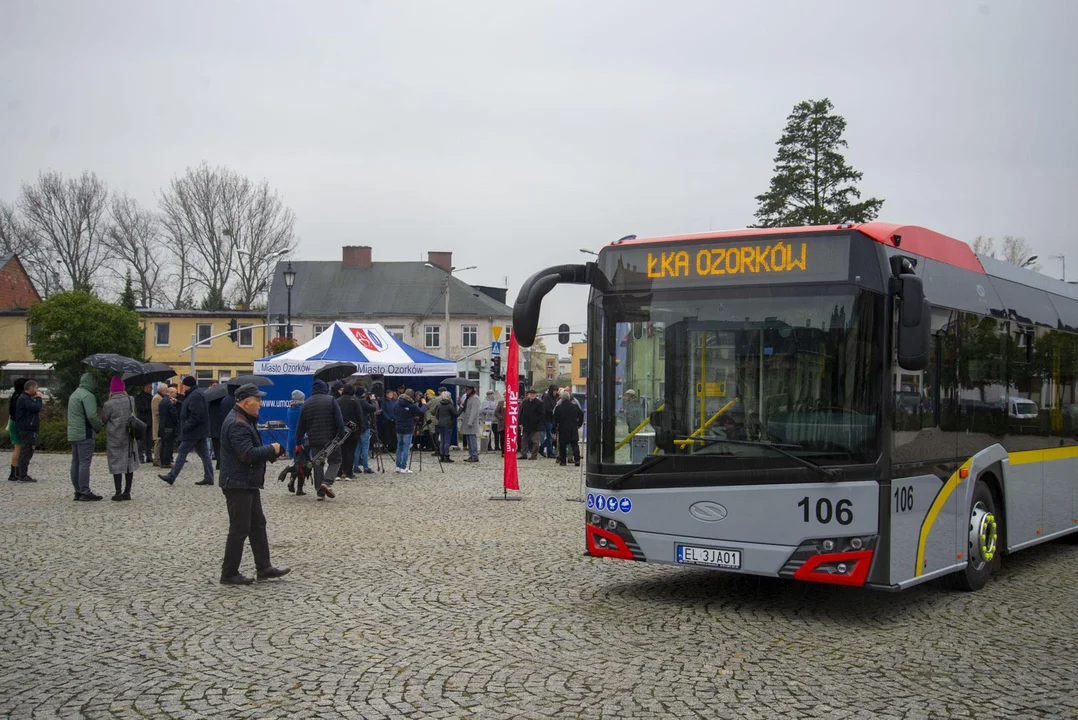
{"left": 67, "top": 372, "right": 104, "bottom": 501}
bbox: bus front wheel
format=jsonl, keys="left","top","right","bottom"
{"left": 944, "top": 479, "right": 999, "bottom": 592}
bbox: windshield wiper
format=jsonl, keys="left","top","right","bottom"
{"left": 676, "top": 436, "right": 841, "bottom": 481}
{"left": 606, "top": 454, "right": 670, "bottom": 491}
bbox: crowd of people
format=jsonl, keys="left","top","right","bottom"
{"left": 5, "top": 374, "right": 584, "bottom": 585}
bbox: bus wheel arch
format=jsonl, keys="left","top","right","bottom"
{"left": 943, "top": 475, "right": 1001, "bottom": 592}
{"left": 977, "top": 467, "right": 1006, "bottom": 555}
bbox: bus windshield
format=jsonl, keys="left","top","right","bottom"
{"left": 592, "top": 285, "right": 884, "bottom": 470}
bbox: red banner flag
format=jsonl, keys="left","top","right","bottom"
{"left": 502, "top": 329, "right": 520, "bottom": 491}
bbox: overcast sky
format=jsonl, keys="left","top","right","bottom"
{"left": 2, "top": 0, "right": 1076, "bottom": 355}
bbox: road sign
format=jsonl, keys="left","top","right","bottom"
{"left": 492, "top": 326, "right": 503, "bottom": 342}
{"left": 491, "top": 341, "right": 502, "bottom": 356}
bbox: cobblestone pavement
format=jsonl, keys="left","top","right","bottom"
{"left": 1, "top": 448, "right": 1076, "bottom": 720}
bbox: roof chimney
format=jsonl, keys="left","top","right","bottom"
{"left": 343, "top": 245, "right": 372, "bottom": 269}
{"left": 427, "top": 251, "right": 452, "bottom": 272}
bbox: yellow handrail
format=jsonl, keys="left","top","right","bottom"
{"left": 673, "top": 398, "right": 737, "bottom": 448}
{"left": 614, "top": 402, "right": 664, "bottom": 450}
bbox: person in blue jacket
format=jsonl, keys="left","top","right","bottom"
{"left": 393, "top": 389, "right": 426, "bottom": 473}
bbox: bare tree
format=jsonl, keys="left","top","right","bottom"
{"left": 231, "top": 181, "right": 297, "bottom": 308}
{"left": 971, "top": 235, "right": 996, "bottom": 258}
{"left": 17, "top": 171, "right": 113, "bottom": 294}
{"left": 159, "top": 163, "right": 239, "bottom": 309}
{"left": 104, "top": 194, "right": 168, "bottom": 307}
{"left": 1000, "top": 235, "right": 1039, "bottom": 270}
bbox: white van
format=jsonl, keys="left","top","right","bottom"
{"left": 1004, "top": 397, "right": 1039, "bottom": 420}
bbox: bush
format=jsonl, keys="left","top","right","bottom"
{"left": 0, "top": 419, "right": 107, "bottom": 452}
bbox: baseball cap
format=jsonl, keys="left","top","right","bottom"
{"left": 234, "top": 383, "right": 267, "bottom": 401}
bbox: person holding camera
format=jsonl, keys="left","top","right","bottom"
{"left": 219, "top": 383, "right": 290, "bottom": 586}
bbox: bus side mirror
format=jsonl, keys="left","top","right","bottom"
{"left": 897, "top": 274, "right": 930, "bottom": 371}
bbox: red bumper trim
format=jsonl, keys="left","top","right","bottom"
{"left": 793, "top": 549, "right": 874, "bottom": 586}
{"left": 585, "top": 524, "right": 635, "bottom": 561}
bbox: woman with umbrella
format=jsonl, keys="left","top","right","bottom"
{"left": 101, "top": 376, "right": 140, "bottom": 500}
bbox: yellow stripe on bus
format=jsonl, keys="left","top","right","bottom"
{"left": 914, "top": 459, "right": 970, "bottom": 578}
{"left": 913, "top": 446, "right": 1078, "bottom": 577}
{"left": 1007, "top": 446, "right": 1078, "bottom": 466}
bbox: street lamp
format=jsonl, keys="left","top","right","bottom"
{"left": 1048, "top": 254, "right": 1065, "bottom": 281}
{"left": 1021, "top": 255, "right": 1039, "bottom": 268}
{"left": 424, "top": 262, "right": 476, "bottom": 357}
{"left": 579, "top": 248, "right": 598, "bottom": 256}
{"left": 239, "top": 248, "right": 286, "bottom": 342}
{"left": 283, "top": 262, "right": 297, "bottom": 338}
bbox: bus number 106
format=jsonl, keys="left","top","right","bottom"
{"left": 798, "top": 497, "right": 853, "bottom": 525}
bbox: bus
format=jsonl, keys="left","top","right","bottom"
{"left": 512, "top": 223, "right": 1078, "bottom": 591}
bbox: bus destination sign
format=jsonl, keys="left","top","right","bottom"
{"left": 603, "top": 235, "right": 851, "bottom": 288}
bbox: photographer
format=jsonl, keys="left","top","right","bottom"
{"left": 218, "top": 384, "right": 290, "bottom": 586}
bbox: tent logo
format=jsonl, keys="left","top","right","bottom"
{"left": 351, "top": 327, "right": 387, "bottom": 353}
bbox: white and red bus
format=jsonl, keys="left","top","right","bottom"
{"left": 513, "top": 223, "right": 1078, "bottom": 590}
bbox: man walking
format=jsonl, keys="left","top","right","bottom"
{"left": 553, "top": 390, "right": 584, "bottom": 466}
{"left": 151, "top": 382, "right": 167, "bottom": 465}
{"left": 159, "top": 376, "right": 215, "bottom": 486}
{"left": 14, "top": 379, "right": 42, "bottom": 482}
{"left": 459, "top": 385, "right": 481, "bottom": 462}
{"left": 135, "top": 383, "right": 154, "bottom": 464}
{"left": 519, "top": 388, "right": 544, "bottom": 460}
{"left": 218, "top": 383, "right": 290, "bottom": 586}
{"left": 67, "top": 372, "right": 104, "bottom": 501}
{"left": 295, "top": 379, "right": 343, "bottom": 501}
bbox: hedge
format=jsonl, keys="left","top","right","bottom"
{"left": 0, "top": 419, "right": 108, "bottom": 453}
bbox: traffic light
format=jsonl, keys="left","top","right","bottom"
{"left": 228, "top": 318, "right": 238, "bottom": 343}
{"left": 491, "top": 356, "right": 501, "bottom": 380}
{"left": 558, "top": 323, "right": 570, "bottom": 344}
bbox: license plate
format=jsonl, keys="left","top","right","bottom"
{"left": 676, "top": 544, "right": 742, "bottom": 569}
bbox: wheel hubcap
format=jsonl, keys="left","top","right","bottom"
{"left": 968, "top": 502, "right": 998, "bottom": 570}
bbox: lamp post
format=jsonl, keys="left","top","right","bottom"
{"left": 1048, "top": 254, "right": 1065, "bottom": 281}
{"left": 240, "top": 248, "right": 286, "bottom": 347}
{"left": 1020, "top": 255, "right": 1039, "bottom": 269}
{"left": 579, "top": 248, "right": 598, "bottom": 256}
{"left": 424, "top": 263, "right": 476, "bottom": 357}
{"left": 283, "top": 262, "right": 296, "bottom": 338}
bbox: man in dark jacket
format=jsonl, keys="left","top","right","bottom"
{"left": 518, "top": 388, "right": 544, "bottom": 460}
{"left": 541, "top": 386, "right": 558, "bottom": 458}
{"left": 336, "top": 385, "right": 361, "bottom": 479}
{"left": 159, "top": 375, "right": 215, "bottom": 486}
{"left": 351, "top": 386, "right": 378, "bottom": 474}
{"left": 14, "top": 380, "right": 43, "bottom": 482}
{"left": 392, "top": 390, "right": 425, "bottom": 472}
{"left": 295, "top": 379, "right": 344, "bottom": 500}
{"left": 218, "top": 383, "right": 289, "bottom": 586}
{"left": 553, "top": 390, "right": 585, "bottom": 466}
{"left": 134, "top": 383, "right": 154, "bottom": 464}
{"left": 158, "top": 387, "right": 178, "bottom": 467}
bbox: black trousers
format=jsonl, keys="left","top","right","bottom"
{"left": 558, "top": 438, "right": 580, "bottom": 463}
{"left": 137, "top": 418, "right": 153, "bottom": 461}
{"left": 211, "top": 437, "right": 221, "bottom": 469}
{"left": 340, "top": 435, "right": 359, "bottom": 476}
{"left": 17, "top": 431, "right": 36, "bottom": 478}
{"left": 159, "top": 431, "right": 175, "bottom": 465}
{"left": 221, "top": 489, "right": 271, "bottom": 578}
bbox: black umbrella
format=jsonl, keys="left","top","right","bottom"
{"left": 123, "top": 362, "right": 176, "bottom": 386}
{"left": 82, "top": 353, "right": 145, "bottom": 374}
{"left": 442, "top": 377, "right": 479, "bottom": 388}
{"left": 205, "top": 384, "right": 230, "bottom": 403}
{"left": 227, "top": 375, "right": 274, "bottom": 388}
{"left": 314, "top": 362, "right": 357, "bottom": 382}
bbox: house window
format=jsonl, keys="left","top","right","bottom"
{"left": 239, "top": 324, "right": 253, "bottom": 347}
{"left": 425, "top": 325, "right": 441, "bottom": 348}
{"left": 385, "top": 325, "right": 405, "bottom": 341}
{"left": 26, "top": 323, "right": 34, "bottom": 346}
{"left": 546, "top": 359, "right": 555, "bottom": 369}
{"left": 461, "top": 324, "right": 478, "bottom": 348}
{"left": 196, "top": 370, "right": 214, "bottom": 388}
{"left": 218, "top": 371, "right": 232, "bottom": 382}
{"left": 579, "top": 359, "right": 588, "bottom": 378}
{"left": 313, "top": 324, "right": 331, "bottom": 337}
{"left": 155, "top": 322, "right": 170, "bottom": 346}
{"left": 196, "top": 323, "right": 212, "bottom": 346}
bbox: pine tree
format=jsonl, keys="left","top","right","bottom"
{"left": 753, "top": 98, "right": 883, "bottom": 228}
{"left": 119, "top": 270, "right": 138, "bottom": 310}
